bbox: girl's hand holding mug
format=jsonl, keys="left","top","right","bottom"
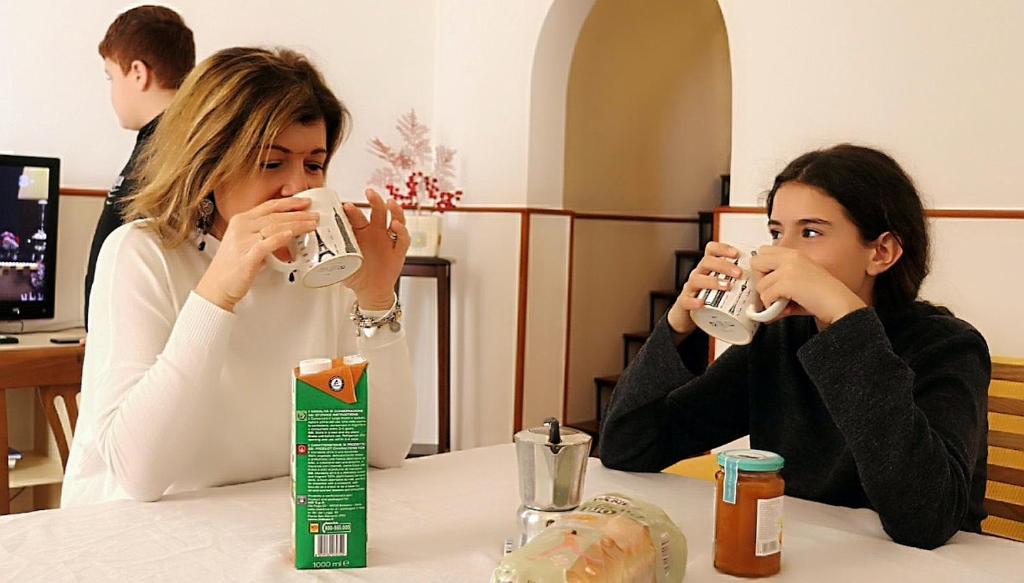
{"left": 667, "top": 242, "right": 744, "bottom": 337}
{"left": 668, "top": 241, "right": 870, "bottom": 345}
{"left": 748, "top": 246, "right": 866, "bottom": 327}
{"left": 668, "top": 242, "right": 789, "bottom": 345}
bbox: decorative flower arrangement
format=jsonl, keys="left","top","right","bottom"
{"left": 367, "top": 109, "right": 463, "bottom": 212}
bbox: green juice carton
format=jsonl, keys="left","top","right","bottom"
{"left": 291, "top": 355, "right": 369, "bottom": 569}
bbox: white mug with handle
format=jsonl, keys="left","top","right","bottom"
{"left": 690, "top": 249, "right": 788, "bottom": 345}
{"left": 266, "top": 187, "right": 363, "bottom": 288}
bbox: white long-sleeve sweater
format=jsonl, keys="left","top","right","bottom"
{"left": 61, "top": 221, "right": 416, "bottom": 507}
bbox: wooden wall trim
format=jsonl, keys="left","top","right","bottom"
{"left": 65, "top": 188, "right": 1021, "bottom": 221}
{"left": 514, "top": 215, "right": 531, "bottom": 434}
{"left": 924, "top": 209, "right": 1024, "bottom": 220}
{"left": 715, "top": 205, "right": 1024, "bottom": 220}
{"left": 56, "top": 190, "right": 1024, "bottom": 220}
{"left": 561, "top": 216, "right": 576, "bottom": 425}
{"left": 351, "top": 201, "right": 700, "bottom": 223}
{"left": 392, "top": 205, "right": 573, "bottom": 216}
{"left": 709, "top": 210, "right": 722, "bottom": 364}
{"left": 573, "top": 212, "right": 699, "bottom": 224}
{"left": 60, "top": 188, "right": 701, "bottom": 223}
{"left": 60, "top": 188, "right": 107, "bottom": 197}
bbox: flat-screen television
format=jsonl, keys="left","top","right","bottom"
{"left": 0, "top": 154, "right": 60, "bottom": 321}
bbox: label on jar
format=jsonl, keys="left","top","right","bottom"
{"left": 755, "top": 496, "right": 783, "bottom": 556}
{"left": 723, "top": 457, "right": 740, "bottom": 504}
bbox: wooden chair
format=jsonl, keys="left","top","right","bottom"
{"left": 982, "top": 357, "right": 1024, "bottom": 542}
{"left": 1, "top": 385, "right": 81, "bottom": 515}
{"left": 37, "top": 385, "right": 81, "bottom": 469}
{"left": 0, "top": 385, "right": 80, "bottom": 515}
{"left": 2, "top": 343, "right": 84, "bottom": 514}
{"left": 663, "top": 451, "right": 718, "bottom": 482}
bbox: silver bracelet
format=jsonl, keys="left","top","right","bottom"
{"left": 350, "top": 293, "right": 402, "bottom": 338}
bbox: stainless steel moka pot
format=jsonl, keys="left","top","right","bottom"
{"left": 514, "top": 417, "right": 592, "bottom": 547}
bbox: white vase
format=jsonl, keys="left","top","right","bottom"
{"left": 405, "top": 214, "right": 441, "bottom": 257}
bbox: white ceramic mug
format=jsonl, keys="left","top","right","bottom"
{"left": 690, "top": 249, "right": 788, "bottom": 345}
{"left": 266, "top": 187, "right": 363, "bottom": 288}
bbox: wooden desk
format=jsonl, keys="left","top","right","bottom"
{"left": 0, "top": 331, "right": 85, "bottom": 514}
{"left": 398, "top": 257, "right": 452, "bottom": 455}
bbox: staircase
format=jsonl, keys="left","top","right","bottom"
{"left": 580, "top": 176, "right": 729, "bottom": 454}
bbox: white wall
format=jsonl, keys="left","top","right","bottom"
{"left": 718, "top": 0, "right": 1024, "bottom": 209}
{"left": 526, "top": 0, "right": 595, "bottom": 209}
{"left": 714, "top": 0, "right": 1024, "bottom": 359}
{"left": 398, "top": 276, "right": 439, "bottom": 445}
{"left": 522, "top": 214, "right": 571, "bottom": 429}
{"left": 433, "top": 212, "right": 521, "bottom": 448}
{"left": 50, "top": 197, "right": 106, "bottom": 331}
{"left": 920, "top": 218, "right": 1024, "bottom": 357}
{"left": 432, "top": 0, "right": 555, "bottom": 207}
{"left": 0, "top": 0, "right": 437, "bottom": 322}
{"left": 0, "top": 1, "right": 438, "bottom": 196}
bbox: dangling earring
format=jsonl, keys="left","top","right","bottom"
{"left": 197, "top": 194, "right": 216, "bottom": 251}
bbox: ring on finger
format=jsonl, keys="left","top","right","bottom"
{"left": 387, "top": 229, "right": 398, "bottom": 242}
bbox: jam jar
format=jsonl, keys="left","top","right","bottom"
{"left": 713, "top": 449, "right": 785, "bottom": 577}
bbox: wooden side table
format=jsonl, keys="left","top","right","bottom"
{"left": 397, "top": 257, "right": 452, "bottom": 455}
{"left": 1, "top": 333, "right": 85, "bottom": 514}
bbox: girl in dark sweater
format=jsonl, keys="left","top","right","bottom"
{"left": 600, "top": 144, "right": 990, "bottom": 550}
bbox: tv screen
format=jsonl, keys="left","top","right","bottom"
{"left": 0, "top": 154, "right": 60, "bottom": 321}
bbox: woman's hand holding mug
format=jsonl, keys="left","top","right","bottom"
{"left": 196, "top": 197, "right": 318, "bottom": 313}
{"left": 339, "top": 189, "right": 410, "bottom": 311}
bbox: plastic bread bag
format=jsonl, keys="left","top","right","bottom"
{"left": 492, "top": 493, "right": 687, "bottom": 583}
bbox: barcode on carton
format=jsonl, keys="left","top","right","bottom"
{"left": 314, "top": 534, "right": 348, "bottom": 557}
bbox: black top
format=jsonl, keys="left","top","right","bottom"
{"left": 600, "top": 303, "right": 990, "bottom": 550}
{"left": 84, "top": 115, "right": 160, "bottom": 329}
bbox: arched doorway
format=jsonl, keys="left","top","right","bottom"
{"left": 524, "top": 0, "right": 732, "bottom": 428}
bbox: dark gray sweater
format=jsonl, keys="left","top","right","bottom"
{"left": 600, "top": 303, "right": 990, "bottom": 550}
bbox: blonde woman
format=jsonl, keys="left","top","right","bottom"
{"left": 62, "top": 48, "right": 416, "bottom": 506}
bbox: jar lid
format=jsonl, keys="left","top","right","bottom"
{"left": 717, "top": 449, "right": 784, "bottom": 472}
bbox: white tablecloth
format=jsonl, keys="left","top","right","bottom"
{"left": 1, "top": 444, "right": 1021, "bottom": 582}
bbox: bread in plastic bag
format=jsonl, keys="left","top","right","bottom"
{"left": 492, "top": 493, "right": 687, "bottom": 582}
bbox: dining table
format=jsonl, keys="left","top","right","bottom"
{"left": 1, "top": 443, "right": 1021, "bottom": 581}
